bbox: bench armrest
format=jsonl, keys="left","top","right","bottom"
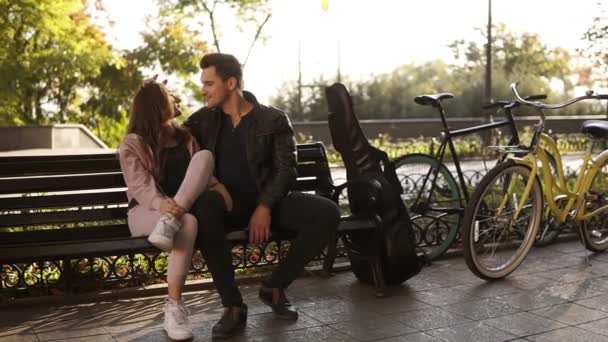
{"left": 331, "top": 175, "right": 383, "bottom": 211}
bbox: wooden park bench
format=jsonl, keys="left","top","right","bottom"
{"left": 0, "top": 142, "right": 384, "bottom": 296}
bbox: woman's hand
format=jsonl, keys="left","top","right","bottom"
{"left": 209, "top": 182, "right": 233, "bottom": 212}
{"left": 170, "top": 93, "right": 183, "bottom": 117}
{"left": 159, "top": 198, "right": 186, "bottom": 218}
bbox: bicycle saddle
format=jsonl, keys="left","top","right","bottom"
{"left": 414, "top": 93, "right": 454, "bottom": 107}
{"left": 581, "top": 120, "right": 608, "bottom": 139}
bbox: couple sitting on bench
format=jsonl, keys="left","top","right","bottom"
{"left": 118, "top": 53, "right": 341, "bottom": 340}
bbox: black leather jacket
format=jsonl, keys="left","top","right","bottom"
{"left": 183, "top": 91, "right": 297, "bottom": 209}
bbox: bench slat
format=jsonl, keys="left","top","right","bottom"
{"left": 0, "top": 207, "right": 127, "bottom": 227}
{"left": 0, "top": 224, "right": 131, "bottom": 244}
{"left": 0, "top": 173, "right": 125, "bottom": 194}
{"left": 296, "top": 163, "right": 332, "bottom": 178}
{"left": 0, "top": 191, "right": 127, "bottom": 210}
{"left": 0, "top": 237, "right": 157, "bottom": 263}
{"left": 0, "top": 158, "right": 120, "bottom": 177}
{"left": 0, "top": 153, "right": 117, "bottom": 163}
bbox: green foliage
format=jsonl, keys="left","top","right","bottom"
{"left": 581, "top": 0, "right": 608, "bottom": 85}
{"left": 0, "top": 0, "right": 272, "bottom": 148}
{"left": 0, "top": 0, "right": 116, "bottom": 124}
{"left": 323, "top": 131, "right": 597, "bottom": 167}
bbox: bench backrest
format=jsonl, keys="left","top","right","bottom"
{"left": 0, "top": 142, "right": 333, "bottom": 245}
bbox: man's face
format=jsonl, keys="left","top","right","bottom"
{"left": 201, "top": 66, "right": 231, "bottom": 108}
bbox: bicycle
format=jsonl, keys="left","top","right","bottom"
{"left": 394, "top": 92, "right": 546, "bottom": 259}
{"left": 462, "top": 82, "right": 608, "bottom": 280}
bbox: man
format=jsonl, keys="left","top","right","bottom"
{"left": 184, "top": 53, "right": 340, "bottom": 339}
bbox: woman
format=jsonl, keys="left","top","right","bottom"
{"left": 118, "top": 79, "right": 231, "bottom": 340}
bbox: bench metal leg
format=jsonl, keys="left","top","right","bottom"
{"left": 63, "top": 258, "right": 73, "bottom": 293}
{"left": 371, "top": 214, "right": 387, "bottom": 297}
{"left": 322, "top": 231, "right": 339, "bottom": 277}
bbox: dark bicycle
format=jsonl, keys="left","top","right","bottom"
{"left": 394, "top": 92, "right": 546, "bottom": 259}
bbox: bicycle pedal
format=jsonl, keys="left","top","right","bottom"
{"left": 585, "top": 192, "right": 600, "bottom": 201}
{"left": 591, "top": 230, "right": 603, "bottom": 238}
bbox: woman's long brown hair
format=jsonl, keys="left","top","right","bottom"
{"left": 127, "top": 82, "right": 191, "bottom": 181}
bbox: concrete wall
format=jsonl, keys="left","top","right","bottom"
{"left": 0, "top": 124, "right": 108, "bottom": 151}
{"left": 292, "top": 115, "right": 607, "bottom": 145}
{"left": 1, "top": 115, "right": 605, "bottom": 152}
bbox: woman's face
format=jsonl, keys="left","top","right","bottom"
{"left": 160, "top": 85, "right": 176, "bottom": 123}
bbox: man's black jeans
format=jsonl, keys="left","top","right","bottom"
{"left": 191, "top": 191, "right": 340, "bottom": 307}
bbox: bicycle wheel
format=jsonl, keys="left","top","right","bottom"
{"left": 462, "top": 160, "right": 543, "bottom": 280}
{"left": 394, "top": 153, "right": 461, "bottom": 259}
{"left": 581, "top": 154, "right": 608, "bottom": 252}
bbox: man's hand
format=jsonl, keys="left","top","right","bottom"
{"left": 248, "top": 205, "right": 271, "bottom": 244}
{"left": 159, "top": 198, "right": 185, "bottom": 218}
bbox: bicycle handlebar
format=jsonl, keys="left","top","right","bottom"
{"left": 482, "top": 94, "right": 547, "bottom": 110}
{"left": 511, "top": 82, "right": 608, "bottom": 109}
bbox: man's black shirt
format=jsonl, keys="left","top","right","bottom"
{"left": 215, "top": 112, "right": 259, "bottom": 221}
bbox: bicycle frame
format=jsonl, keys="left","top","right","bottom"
{"left": 503, "top": 130, "right": 608, "bottom": 226}
{"left": 414, "top": 104, "right": 521, "bottom": 211}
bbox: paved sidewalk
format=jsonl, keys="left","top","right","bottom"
{"left": 4, "top": 240, "right": 608, "bottom": 341}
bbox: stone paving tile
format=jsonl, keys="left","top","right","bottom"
{"left": 481, "top": 311, "right": 566, "bottom": 337}
{"left": 388, "top": 307, "right": 472, "bottom": 331}
{"left": 510, "top": 259, "right": 565, "bottom": 277}
{"left": 0, "top": 327, "right": 29, "bottom": 342}
{"left": 6, "top": 240, "right": 607, "bottom": 342}
{"left": 355, "top": 294, "right": 432, "bottom": 315}
{"left": 541, "top": 281, "right": 608, "bottom": 301}
{"left": 493, "top": 289, "right": 569, "bottom": 311}
{"left": 448, "top": 279, "right": 523, "bottom": 298}
{"left": 551, "top": 241, "right": 587, "bottom": 254}
{"left": 36, "top": 326, "right": 109, "bottom": 342}
{"left": 578, "top": 262, "right": 608, "bottom": 277}
{"left": 289, "top": 292, "right": 348, "bottom": 308}
{"left": 531, "top": 303, "right": 608, "bottom": 325}
{"left": 375, "top": 332, "right": 445, "bottom": 342}
{"left": 411, "top": 286, "right": 482, "bottom": 306}
{"left": 0, "top": 324, "right": 37, "bottom": 342}
{"left": 299, "top": 300, "right": 383, "bottom": 324}
{"left": 538, "top": 267, "right": 598, "bottom": 283}
{"left": 329, "top": 316, "right": 418, "bottom": 341}
{"left": 246, "top": 311, "right": 324, "bottom": 334}
{"left": 578, "top": 317, "right": 608, "bottom": 337}
{"left": 426, "top": 321, "right": 517, "bottom": 342}
{"left": 112, "top": 328, "right": 169, "bottom": 342}
{"left": 576, "top": 293, "right": 608, "bottom": 312}
{"left": 443, "top": 297, "right": 521, "bottom": 320}
{"left": 526, "top": 326, "right": 608, "bottom": 342}
{"left": 538, "top": 253, "right": 592, "bottom": 268}
{"left": 235, "top": 326, "right": 354, "bottom": 342}
{"left": 507, "top": 274, "right": 558, "bottom": 291}
{"left": 49, "top": 335, "right": 116, "bottom": 342}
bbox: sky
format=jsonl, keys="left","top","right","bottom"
{"left": 100, "top": 0, "right": 600, "bottom": 104}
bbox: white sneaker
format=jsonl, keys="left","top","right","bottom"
{"left": 163, "top": 298, "right": 193, "bottom": 340}
{"left": 148, "top": 214, "right": 181, "bottom": 252}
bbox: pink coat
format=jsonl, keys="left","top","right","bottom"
{"left": 118, "top": 133, "right": 199, "bottom": 211}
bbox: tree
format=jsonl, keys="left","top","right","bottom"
{"left": 273, "top": 24, "right": 578, "bottom": 121}
{"left": 130, "top": 0, "right": 273, "bottom": 111}
{"left": 581, "top": 0, "right": 608, "bottom": 86}
{"left": 0, "top": 0, "right": 115, "bottom": 125}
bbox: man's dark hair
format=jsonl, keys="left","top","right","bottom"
{"left": 199, "top": 53, "right": 243, "bottom": 89}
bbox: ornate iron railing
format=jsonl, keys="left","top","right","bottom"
{"left": 0, "top": 166, "right": 580, "bottom": 296}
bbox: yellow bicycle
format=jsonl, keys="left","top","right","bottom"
{"left": 462, "top": 82, "right": 608, "bottom": 280}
